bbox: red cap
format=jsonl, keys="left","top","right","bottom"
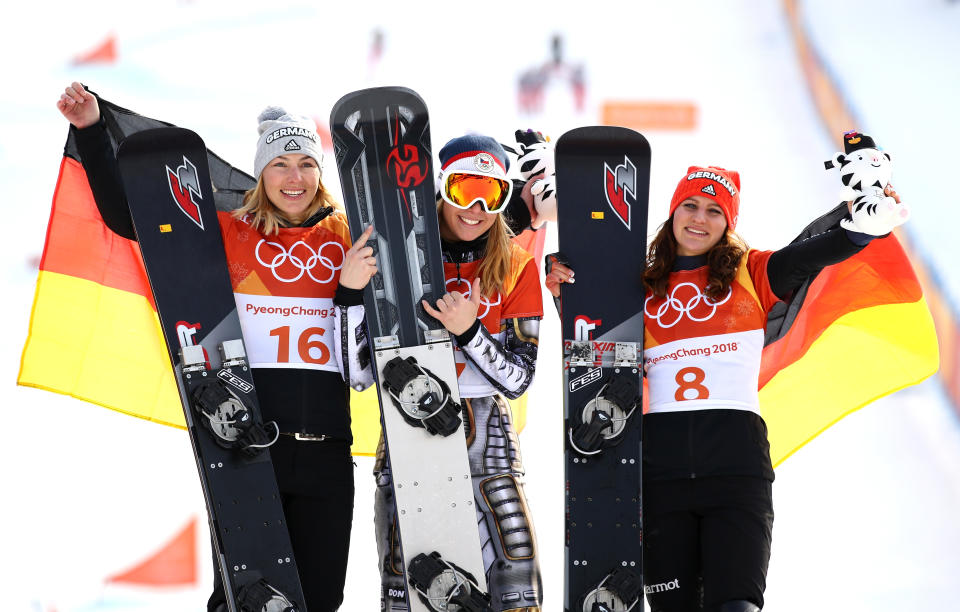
{"left": 669, "top": 166, "right": 741, "bottom": 230}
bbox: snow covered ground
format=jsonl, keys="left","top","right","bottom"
{"left": 3, "top": 0, "right": 959, "bottom": 610}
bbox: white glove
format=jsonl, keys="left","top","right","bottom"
{"left": 515, "top": 129, "right": 554, "bottom": 180}
{"left": 840, "top": 193, "right": 910, "bottom": 236}
{"left": 515, "top": 129, "right": 557, "bottom": 229}
{"left": 529, "top": 174, "right": 557, "bottom": 228}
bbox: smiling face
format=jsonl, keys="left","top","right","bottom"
{"left": 438, "top": 200, "right": 499, "bottom": 242}
{"left": 260, "top": 154, "right": 321, "bottom": 224}
{"left": 671, "top": 195, "right": 728, "bottom": 256}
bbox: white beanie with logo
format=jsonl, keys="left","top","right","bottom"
{"left": 253, "top": 106, "right": 324, "bottom": 179}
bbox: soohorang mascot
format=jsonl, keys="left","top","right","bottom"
{"left": 824, "top": 131, "right": 910, "bottom": 236}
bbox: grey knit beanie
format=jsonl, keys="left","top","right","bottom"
{"left": 253, "top": 106, "right": 324, "bottom": 178}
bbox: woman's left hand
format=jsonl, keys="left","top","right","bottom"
{"left": 884, "top": 183, "right": 901, "bottom": 203}
{"left": 841, "top": 182, "right": 909, "bottom": 235}
{"left": 422, "top": 277, "right": 482, "bottom": 336}
{"left": 545, "top": 255, "right": 574, "bottom": 298}
{"left": 339, "top": 225, "right": 378, "bottom": 290}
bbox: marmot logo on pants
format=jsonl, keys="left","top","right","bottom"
{"left": 644, "top": 578, "right": 680, "bottom": 594}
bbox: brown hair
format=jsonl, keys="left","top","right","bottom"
{"left": 437, "top": 200, "right": 515, "bottom": 296}
{"left": 643, "top": 215, "right": 748, "bottom": 301}
{"left": 232, "top": 175, "right": 340, "bottom": 235}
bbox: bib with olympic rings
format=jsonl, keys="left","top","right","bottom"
{"left": 643, "top": 250, "right": 779, "bottom": 414}
{"left": 217, "top": 211, "right": 351, "bottom": 371}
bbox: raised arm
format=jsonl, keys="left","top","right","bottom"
{"left": 56, "top": 82, "right": 136, "bottom": 240}
{"left": 57, "top": 82, "right": 100, "bottom": 129}
{"left": 766, "top": 185, "right": 903, "bottom": 299}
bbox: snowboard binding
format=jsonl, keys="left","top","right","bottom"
{"left": 182, "top": 343, "right": 279, "bottom": 457}
{"left": 407, "top": 551, "right": 492, "bottom": 611}
{"left": 569, "top": 371, "right": 640, "bottom": 456}
{"left": 236, "top": 576, "right": 299, "bottom": 611}
{"left": 579, "top": 567, "right": 642, "bottom": 612}
{"left": 382, "top": 356, "right": 462, "bottom": 436}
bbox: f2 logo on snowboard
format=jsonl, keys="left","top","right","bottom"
{"left": 604, "top": 155, "right": 637, "bottom": 230}
{"left": 166, "top": 155, "right": 204, "bottom": 230}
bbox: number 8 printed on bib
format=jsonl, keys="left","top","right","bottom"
{"left": 645, "top": 329, "right": 764, "bottom": 415}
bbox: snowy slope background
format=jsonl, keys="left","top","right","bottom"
{"left": 3, "top": 0, "right": 959, "bottom": 610}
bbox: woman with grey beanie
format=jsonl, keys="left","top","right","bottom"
{"left": 58, "top": 82, "right": 377, "bottom": 611}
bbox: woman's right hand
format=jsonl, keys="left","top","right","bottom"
{"left": 57, "top": 82, "right": 100, "bottom": 129}
{"left": 339, "top": 225, "right": 378, "bottom": 290}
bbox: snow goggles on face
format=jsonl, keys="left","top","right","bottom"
{"left": 440, "top": 171, "right": 513, "bottom": 214}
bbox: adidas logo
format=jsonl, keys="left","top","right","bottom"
{"left": 284, "top": 139, "right": 302, "bottom": 152}
{"left": 701, "top": 184, "right": 717, "bottom": 196}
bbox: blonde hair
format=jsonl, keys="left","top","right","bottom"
{"left": 232, "top": 175, "right": 340, "bottom": 235}
{"left": 437, "top": 200, "right": 515, "bottom": 296}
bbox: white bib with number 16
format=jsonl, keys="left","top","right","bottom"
{"left": 235, "top": 293, "right": 338, "bottom": 371}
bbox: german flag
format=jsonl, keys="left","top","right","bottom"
{"left": 18, "top": 99, "right": 187, "bottom": 427}
{"left": 19, "top": 95, "right": 538, "bottom": 454}
{"left": 759, "top": 203, "right": 939, "bottom": 466}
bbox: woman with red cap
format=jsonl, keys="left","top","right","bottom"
{"left": 548, "top": 164, "right": 904, "bottom": 612}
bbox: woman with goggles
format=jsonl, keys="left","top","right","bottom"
{"left": 363, "top": 133, "right": 550, "bottom": 611}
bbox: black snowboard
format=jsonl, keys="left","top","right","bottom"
{"left": 330, "top": 87, "right": 489, "bottom": 612}
{"left": 556, "top": 126, "right": 651, "bottom": 612}
{"left": 118, "top": 127, "right": 305, "bottom": 611}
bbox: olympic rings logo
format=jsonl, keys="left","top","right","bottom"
{"left": 644, "top": 282, "right": 732, "bottom": 328}
{"left": 254, "top": 239, "right": 344, "bottom": 284}
{"left": 445, "top": 277, "right": 502, "bottom": 320}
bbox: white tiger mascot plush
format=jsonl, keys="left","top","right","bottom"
{"left": 824, "top": 131, "right": 909, "bottom": 236}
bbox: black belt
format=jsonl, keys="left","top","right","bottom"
{"left": 281, "top": 432, "right": 333, "bottom": 442}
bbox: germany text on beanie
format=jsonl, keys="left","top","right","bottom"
{"left": 668, "top": 165, "right": 741, "bottom": 229}
{"left": 253, "top": 106, "right": 324, "bottom": 179}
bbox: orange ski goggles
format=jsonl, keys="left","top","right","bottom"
{"left": 440, "top": 171, "right": 513, "bottom": 214}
